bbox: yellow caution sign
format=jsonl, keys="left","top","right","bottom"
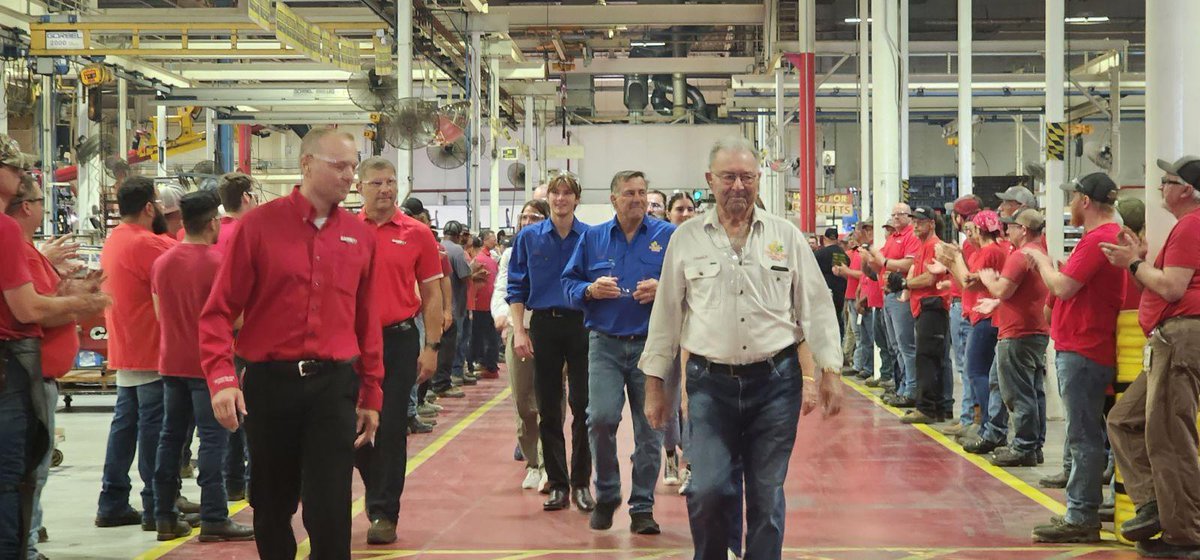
{"left": 1046, "top": 122, "right": 1066, "bottom": 161}
{"left": 901, "top": 179, "right": 910, "bottom": 202}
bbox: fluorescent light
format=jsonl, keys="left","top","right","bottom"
{"left": 631, "top": 41, "right": 666, "bottom": 47}
{"left": 1065, "top": 16, "right": 1109, "bottom": 24}
{"left": 843, "top": 17, "right": 871, "bottom": 24}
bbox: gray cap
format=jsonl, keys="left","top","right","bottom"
{"left": 1156, "top": 155, "right": 1200, "bottom": 188}
{"left": 996, "top": 185, "right": 1038, "bottom": 209}
{"left": 158, "top": 184, "right": 186, "bottom": 214}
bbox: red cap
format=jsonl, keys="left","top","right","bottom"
{"left": 952, "top": 196, "right": 982, "bottom": 218}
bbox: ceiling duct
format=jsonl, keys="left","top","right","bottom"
{"left": 623, "top": 74, "right": 650, "bottom": 116}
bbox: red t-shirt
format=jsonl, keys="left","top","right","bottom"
{"left": 996, "top": 240, "right": 1050, "bottom": 339}
{"left": 152, "top": 243, "right": 222, "bottom": 378}
{"left": 22, "top": 242, "right": 77, "bottom": 378}
{"left": 213, "top": 216, "right": 240, "bottom": 258}
{"left": 362, "top": 211, "right": 443, "bottom": 326}
{"left": 844, "top": 250, "right": 862, "bottom": 300}
{"left": 1051, "top": 222, "right": 1125, "bottom": 366}
{"left": 470, "top": 250, "right": 498, "bottom": 312}
{"left": 0, "top": 214, "right": 38, "bottom": 340}
{"left": 951, "top": 239, "right": 979, "bottom": 302}
{"left": 1121, "top": 271, "right": 1142, "bottom": 311}
{"left": 966, "top": 242, "right": 1008, "bottom": 324}
{"left": 1139, "top": 208, "right": 1200, "bottom": 335}
{"left": 102, "top": 222, "right": 175, "bottom": 370}
{"left": 909, "top": 234, "right": 950, "bottom": 317}
{"left": 881, "top": 224, "right": 921, "bottom": 262}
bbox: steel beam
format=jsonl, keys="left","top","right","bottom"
{"left": 216, "top": 111, "right": 372, "bottom": 125}
{"left": 724, "top": 93, "right": 1145, "bottom": 112}
{"left": 492, "top": 4, "right": 765, "bottom": 27}
{"left": 558, "top": 57, "right": 756, "bottom": 76}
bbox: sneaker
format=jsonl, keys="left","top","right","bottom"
{"left": 408, "top": 417, "right": 434, "bottom": 434}
{"left": 663, "top": 454, "right": 680, "bottom": 486}
{"left": 522, "top": 467, "right": 541, "bottom": 490}
{"left": 589, "top": 501, "right": 619, "bottom": 530}
{"left": 990, "top": 446, "right": 1038, "bottom": 467}
{"left": 1135, "top": 537, "right": 1200, "bottom": 558}
{"left": 900, "top": 410, "right": 937, "bottom": 424}
{"left": 962, "top": 437, "right": 1003, "bottom": 455}
{"left": 436, "top": 386, "right": 465, "bottom": 399}
{"left": 1032, "top": 516, "right": 1101, "bottom": 543}
{"left": 880, "top": 379, "right": 897, "bottom": 390}
{"left": 514, "top": 444, "right": 525, "bottom": 462}
{"left": 678, "top": 467, "right": 691, "bottom": 495}
{"left": 425, "top": 393, "right": 439, "bottom": 404}
{"left": 197, "top": 519, "right": 255, "bottom": 543}
{"left": 538, "top": 468, "right": 550, "bottom": 494}
{"left": 1121, "top": 501, "right": 1162, "bottom": 542}
{"left": 1038, "top": 470, "right": 1070, "bottom": 489}
{"left": 865, "top": 377, "right": 886, "bottom": 388}
{"left": 417, "top": 403, "right": 439, "bottom": 417}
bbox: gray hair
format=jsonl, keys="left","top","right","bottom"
{"left": 708, "top": 137, "right": 759, "bottom": 169}
{"left": 357, "top": 156, "right": 396, "bottom": 178}
{"left": 609, "top": 170, "right": 648, "bottom": 193}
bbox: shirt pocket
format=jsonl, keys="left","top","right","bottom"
{"left": 757, "top": 262, "right": 792, "bottom": 309}
{"left": 333, "top": 246, "right": 368, "bottom": 296}
{"left": 588, "top": 260, "right": 614, "bottom": 281}
{"left": 683, "top": 260, "right": 722, "bottom": 309}
{"left": 638, "top": 252, "right": 664, "bottom": 281}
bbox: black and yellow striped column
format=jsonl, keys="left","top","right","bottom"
{"left": 1113, "top": 309, "right": 1145, "bottom": 545}
{"left": 1046, "top": 122, "right": 1066, "bottom": 161}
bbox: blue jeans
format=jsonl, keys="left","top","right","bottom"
{"left": 454, "top": 312, "right": 472, "bottom": 376}
{"left": 965, "top": 319, "right": 1001, "bottom": 431}
{"left": 97, "top": 379, "right": 164, "bottom": 523}
{"left": 154, "top": 377, "right": 229, "bottom": 524}
{"left": 0, "top": 353, "right": 34, "bottom": 558}
{"left": 995, "top": 336, "right": 1048, "bottom": 455}
{"left": 685, "top": 351, "right": 802, "bottom": 560}
{"left": 1056, "top": 351, "right": 1113, "bottom": 526}
{"left": 586, "top": 333, "right": 662, "bottom": 514}
{"left": 873, "top": 307, "right": 897, "bottom": 382}
{"left": 27, "top": 380, "right": 56, "bottom": 560}
{"left": 470, "top": 310, "right": 498, "bottom": 372}
{"left": 949, "top": 302, "right": 975, "bottom": 424}
{"left": 663, "top": 353, "right": 683, "bottom": 450}
{"left": 884, "top": 293, "right": 917, "bottom": 398}
{"left": 855, "top": 308, "right": 875, "bottom": 374}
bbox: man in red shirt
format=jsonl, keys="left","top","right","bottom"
{"left": 943, "top": 195, "right": 982, "bottom": 436}
{"left": 469, "top": 230, "right": 500, "bottom": 379}
{"left": 150, "top": 191, "right": 255, "bottom": 542}
{"left": 1021, "top": 172, "right": 1125, "bottom": 542}
{"left": 978, "top": 208, "right": 1050, "bottom": 468}
{"left": 861, "top": 204, "right": 921, "bottom": 406}
{"left": 0, "top": 135, "right": 107, "bottom": 558}
{"left": 1102, "top": 155, "right": 1200, "bottom": 558}
{"left": 199, "top": 128, "right": 383, "bottom": 559}
{"left": 833, "top": 223, "right": 869, "bottom": 378}
{"left": 352, "top": 157, "right": 443, "bottom": 545}
{"left": 890, "top": 207, "right": 951, "bottom": 424}
{"left": 96, "top": 176, "right": 188, "bottom": 532}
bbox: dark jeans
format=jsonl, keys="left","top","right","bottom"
{"left": 97, "top": 378, "right": 164, "bottom": 523}
{"left": 873, "top": 306, "right": 899, "bottom": 386}
{"left": 1056, "top": 351, "right": 1114, "bottom": 526}
{"left": 996, "top": 335, "right": 1049, "bottom": 455}
{"left": 470, "top": 310, "right": 498, "bottom": 372}
{"left": 684, "top": 350, "right": 803, "bottom": 560}
{"left": 454, "top": 312, "right": 472, "bottom": 376}
{"left": 965, "top": 319, "right": 1000, "bottom": 429}
{"left": 226, "top": 357, "right": 249, "bottom": 494}
{"left": 243, "top": 362, "right": 358, "bottom": 560}
{"left": 154, "top": 376, "right": 229, "bottom": 524}
{"left": 355, "top": 324, "right": 419, "bottom": 524}
{"left": 432, "top": 321, "right": 458, "bottom": 393}
{"left": 914, "top": 303, "right": 950, "bottom": 419}
{"left": 0, "top": 347, "right": 38, "bottom": 558}
{"left": 529, "top": 310, "right": 591, "bottom": 492}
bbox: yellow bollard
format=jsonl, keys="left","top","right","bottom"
{"left": 1112, "top": 309, "right": 1144, "bottom": 545}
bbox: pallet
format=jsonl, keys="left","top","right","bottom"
{"left": 58, "top": 367, "right": 115, "bottom": 409}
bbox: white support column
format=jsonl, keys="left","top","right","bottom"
{"left": 858, "top": 0, "right": 870, "bottom": 221}
{"left": 40, "top": 76, "right": 54, "bottom": 234}
{"left": 469, "top": 31, "right": 483, "bottom": 230}
{"left": 1014, "top": 116, "right": 1024, "bottom": 175}
{"left": 537, "top": 99, "right": 547, "bottom": 183}
{"left": 0, "top": 63, "right": 7, "bottom": 135}
{"left": 205, "top": 108, "right": 217, "bottom": 165}
{"left": 117, "top": 78, "right": 128, "bottom": 160}
{"left": 1144, "top": 0, "right": 1200, "bottom": 258}
{"left": 956, "top": 0, "right": 971, "bottom": 197}
{"left": 76, "top": 83, "right": 100, "bottom": 234}
{"left": 871, "top": 0, "right": 900, "bottom": 248}
{"left": 899, "top": 0, "right": 909, "bottom": 182}
{"left": 1109, "top": 68, "right": 1121, "bottom": 183}
{"left": 524, "top": 94, "right": 534, "bottom": 198}
{"left": 1044, "top": 0, "right": 1065, "bottom": 263}
{"left": 156, "top": 104, "right": 168, "bottom": 176}
{"left": 489, "top": 55, "right": 501, "bottom": 230}
{"left": 396, "top": 0, "right": 414, "bottom": 197}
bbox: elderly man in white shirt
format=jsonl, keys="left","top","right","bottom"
{"left": 641, "top": 137, "right": 843, "bottom": 560}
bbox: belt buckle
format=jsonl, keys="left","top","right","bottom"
{"left": 297, "top": 360, "right": 317, "bottom": 377}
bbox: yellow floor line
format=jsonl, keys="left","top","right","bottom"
{"left": 339, "top": 545, "right": 1119, "bottom": 557}
{"left": 136, "top": 387, "right": 513, "bottom": 560}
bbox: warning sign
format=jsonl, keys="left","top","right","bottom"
{"left": 815, "top": 192, "right": 854, "bottom": 216}
{"left": 1046, "top": 122, "right": 1066, "bottom": 161}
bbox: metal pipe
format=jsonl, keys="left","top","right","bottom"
{"left": 1044, "top": 0, "right": 1065, "bottom": 263}
{"left": 40, "top": 75, "right": 53, "bottom": 235}
{"left": 469, "top": 31, "right": 482, "bottom": 230}
{"left": 900, "top": 0, "right": 909, "bottom": 183}
{"left": 858, "top": 0, "right": 870, "bottom": 221}
{"left": 524, "top": 94, "right": 534, "bottom": 198}
{"left": 489, "top": 54, "right": 501, "bottom": 229}
{"left": 956, "top": 0, "right": 970, "bottom": 196}
{"left": 1014, "top": 115, "right": 1023, "bottom": 175}
{"left": 396, "top": 0, "right": 414, "bottom": 196}
{"left": 118, "top": 78, "right": 128, "bottom": 162}
{"left": 672, "top": 72, "right": 687, "bottom": 117}
{"left": 156, "top": 104, "right": 168, "bottom": 176}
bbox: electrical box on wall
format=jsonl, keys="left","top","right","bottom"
{"left": 822, "top": 150, "right": 836, "bottom": 167}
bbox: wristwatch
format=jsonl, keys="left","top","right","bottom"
{"left": 1129, "top": 260, "right": 1144, "bottom": 275}
{"left": 425, "top": 341, "right": 442, "bottom": 351}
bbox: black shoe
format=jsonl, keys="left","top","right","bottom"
{"left": 1036, "top": 449, "right": 1045, "bottom": 465}
{"left": 95, "top": 509, "right": 142, "bottom": 528}
{"left": 990, "top": 447, "right": 1038, "bottom": 467}
{"left": 841, "top": 367, "right": 860, "bottom": 377}
{"left": 888, "top": 396, "right": 916, "bottom": 408}
{"left": 37, "top": 526, "right": 48, "bottom": 543}
{"left": 1099, "top": 506, "right": 1115, "bottom": 523}
{"left": 176, "top": 496, "right": 201, "bottom": 515}
{"left": 572, "top": 487, "right": 596, "bottom": 512}
{"left": 227, "top": 487, "right": 246, "bottom": 502}
{"left": 366, "top": 519, "right": 397, "bottom": 545}
{"left": 1122, "top": 501, "right": 1162, "bottom": 542}
{"left": 857, "top": 370, "right": 873, "bottom": 380}
{"left": 198, "top": 519, "right": 255, "bottom": 543}
{"left": 1038, "top": 470, "right": 1069, "bottom": 489}
{"left": 962, "top": 437, "right": 1003, "bottom": 455}
{"left": 156, "top": 518, "right": 192, "bottom": 541}
{"left": 1032, "top": 516, "right": 1101, "bottom": 543}
{"left": 543, "top": 489, "right": 569, "bottom": 511}
{"left": 1135, "top": 537, "right": 1200, "bottom": 558}
{"left": 589, "top": 501, "right": 619, "bottom": 530}
{"left": 630, "top": 512, "right": 661, "bottom": 535}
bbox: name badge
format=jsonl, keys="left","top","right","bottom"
{"left": 391, "top": 238, "right": 407, "bottom": 245}
{"left": 340, "top": 236, "right": 358, "bottom": 245}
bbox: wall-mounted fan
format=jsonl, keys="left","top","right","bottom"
{"left": 427, "top": 137, "right": 467, "bottom": 169}
{"left": 434, "top": 101, "right": 470, "bottom": 145}
{"left": 347, "top": 69, "right": 399, "bottom": 112}
{"left": 507, "top": 162, "right": 526, "bottom": 187}
{"left": 381, "top": 98, "right": 439, "bottom": 150}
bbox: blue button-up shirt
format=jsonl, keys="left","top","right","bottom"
{"left": 562, "top": 216, "right": 676, "bottom": 337}
{"left": 506, "top": 217, "right": 590, "bottom": 311}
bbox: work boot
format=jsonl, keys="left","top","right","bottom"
{"left": 1038, "top": 470, "right": 1070, "bottom": 489}
{"left": 156, "top": 517, "right": 192, "bottom": 541}
{"left": 1121, "top": 501, "right": 1161, "bottom": 542}
{"left": 1135, "top": 538, "right": 1200, "bottom": 558}
{"left": 366, "top": 519, "right": 397, "bottom": 545}
{"left": 962, "top": 437, "right": 1003, "bottom": 455}
{"left": 198, "top": 520, "right": 255, "bottom": 543}
{"left": 1032, "top": 516, "right": 1101, "bottom": 543}
{"left": 630, "top": 512, "right": 661, "bottom": 535}
{"left": 176, "top": 496, "right": 201, "bottom": 515}
{"left": 990, "top": 446, "right": 1038, "bottom": 467}
{"left": 900, "top": 410, "right": 937, "bottom": 424}
{"left": 589, "top": 501, "right": 619, "bottom": 530}
{"left": 95, "top": 509, "right": 142, "bottom": 528}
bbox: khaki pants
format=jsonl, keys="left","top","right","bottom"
{"left": 506, "top": 330, "right": 541, "bottom": 469}
{"left": 1108, "top": 316, "right": 1200, "bottom": 545}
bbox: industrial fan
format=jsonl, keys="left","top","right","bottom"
{"left": 347, "top": 69, "right": 399, "bottom": 112}
{"left": 507, "top": 162, "right": 526, "bottom": 187}
{"left": 381, "top": 98, "right": 439, "bottom": 150}
{"left": 1083, "top": 140, "right": 1113, "bottom": 171}
{"left": 434, "top": 101, "right": 470, "bottom": 145}
{"left": 428, "top": 137, "right": 468, "bottom": 169}
{"left": 1023, "top": 162, "right": 1046, "bottom": 184}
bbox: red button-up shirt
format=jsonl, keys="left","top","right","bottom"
{"left": 199, "top": 187, "right": 385, "bottom": 410}
{"left": 360, "top": 209, "right": 443, "bottom": 326}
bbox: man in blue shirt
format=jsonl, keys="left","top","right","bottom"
{"left": 563, "top": 170, "right": 674, "bottom": 535}
{"left": 507, "top": 173, "right": 593, "bottom": 513}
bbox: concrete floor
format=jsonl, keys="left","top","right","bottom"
{"left": 32, "top": 373, "right": 1136, "bottom": 560}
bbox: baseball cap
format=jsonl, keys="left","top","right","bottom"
{"left": 951, "top": 195, "right": 982, "bottom": 218}
{"left": 401, "top": 197, "right": 425, "bottom": 217}
{"left": 858, "top": 218, "right": 874, "bottom": 228}
{"left": 996, "top": 186, "right": 1038, "bottom": 209}
{"left": 0, "top": 134, "right": 35, "bottom": 171}
{"left": 158, "top": 185, "right": 186, "bottom": 214}
{"left": 1115, "top": 197, "right": 1146, "bottom": 234}
{"left": 1156, "top": 155, "right": 1200, "bottom": 188}
{"left": 443, "top": 220, "right": 466, "bottom": 237}
{"left": 823, "top": 227, "right": 838, "bottom": 240}
{"left": 1060, "top": 172, "right": 1118, "bottom": 204}
{"left": 907, "top": 206, "right": 936, "bottom": 221}
{"left": 1000, "top": 207, "right": 1046, "bottom": 230}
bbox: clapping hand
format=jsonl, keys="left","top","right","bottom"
{"left": 1099, "top": 229, "right": 1145, "bottom": 268}
{"left": 40, "top": 235, "right": 80, "bottom": 270}
{"left": 588, "top": 276, "right": 622, "bottom": 300}
{"left": 974, "top": 298, "right": 1001, "bottom": 315}
{"left": 926, "top": 259, "right": 948, "bottom": 275}
{"left": 978, "top": 268, "right": 1001, "bottom": 285}
{"left": 632, "top": 278, "right": 658, "bottom": 304}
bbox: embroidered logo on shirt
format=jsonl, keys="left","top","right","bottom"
{"left": 648, "top": 241, "right": 663, "bottom": 253}
{"left": 766, "top": 241, "right": 786, "bottom": 262}
{"left": 340, "top": 236, "right": 359, "bottom": 245}
{"left": 391, "top": 238, "right": 407, "bottom": 245}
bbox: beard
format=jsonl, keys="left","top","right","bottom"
{"left": 1069, "top": 204, "right": 1084, "bottom": 227}
{"left": 151, "top": 208, "right": 169, "bottom": 235}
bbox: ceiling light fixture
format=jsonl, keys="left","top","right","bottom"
{"left": 1065, "top": 16, "right": 1110, "bottom": 24}
{"left": 843, "top": 17, "right": 871, "bottom": 24}
{"left": 631, "top": 41, "right": 666, "bottom": 47}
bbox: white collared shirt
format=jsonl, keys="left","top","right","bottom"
{"left": 639, "top": 208, "right": 842, "bottom": 380}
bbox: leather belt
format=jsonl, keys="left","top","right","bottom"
{"left": 597, "top": 331, "right": 647, "bottom": 342}
{"left": 384, "top": 318, "right": 418, "bottom": 332}
{"left": 254, "top": 358, "right": 355, "bottom": 378}
{"left": 691, "top": 344, "right": 796, "bottom": 378}
{"left": 533, "top": 308, "right": 582, "bottom": 319}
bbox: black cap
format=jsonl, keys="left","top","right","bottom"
{"left": 908, "top": 207, "right": 936, "bottom": 221}
{"left": 401, "top": 197, "right": 425, "bottom": 217}
{"left": 823, "top": 227, "right": 838, "bottom": 240}
{"left": 1060, "top": 172, "right": 1118, "bottom": 204}
{"left": 1157, "top": 156, "right": 1200, "bottom": 188}
{"left": 443, "top": 220, "right": 466, "bottom": 237}
{"left": 178, "top": 190, "right": 220, "bottom": 222}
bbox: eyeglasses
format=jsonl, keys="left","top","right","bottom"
{"left": 362, "top": 178, "right": 398, "bottom": 189}
{"left": 714, "top": 172, "right": 758, "bottom": 186}
{"left": 310, "top": 154, "right": 359, "bottom": 173}
{"left": 1161, "top": 177, "right": 1188, "bottom": 188}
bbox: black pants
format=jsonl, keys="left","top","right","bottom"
{"left": 432, "top": 322, "right": 458, "bottom": 393}
{"left": 831, "top": 292, "right": 847, "bottom": 339}
{"left": 915, "top": 302, "right": 950, "bottom": 419}
{"left": 354, "top": 323, "right": 419, "bottom": 524}
{"left": 243, "top": 361, "right": 358, "bottom": 560}
{"left": 529, "top": 310, "right": 590, "bottom": 491}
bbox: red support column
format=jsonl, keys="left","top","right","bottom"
{"left": 786, "top": 52, "right": 817, "bottom": 232}
{"left": 236, "top": 124, "right": 252, "bottom": 174}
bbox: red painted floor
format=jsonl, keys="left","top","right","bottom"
{"left": 148, "top": 372, "right": 1144, "bottom": 560}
